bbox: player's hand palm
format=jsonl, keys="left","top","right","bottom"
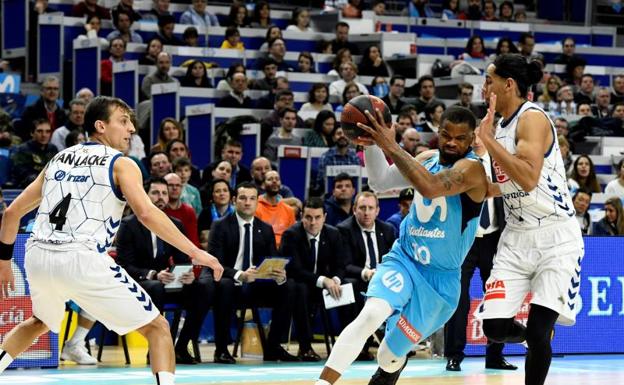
{"left": 476, "top": 93, "right": 497, "bottom": 141}
{"left": 0, "top": 260, "right": 15, "bottom": 299}
{"left": 192, "top": 250, "right": 224, "bottom": 281}
{"left": 357, "top": 109, "right": 397, "bottom": 150}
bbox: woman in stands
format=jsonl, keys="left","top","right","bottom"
{"left": 499, "top": 1, "right": 515, "bottom": 22}
{"left": 328, "top": 48, "right": 353, "bottom": 76}
{"left": 441, "top": 0, "right": 461, "bottom": 20}
{"left": 558, "top": 134, "right": 574, "bottom": 173}
{"left": 297, "top": 52, "right": 315, "bottom": 73}
{"left": 216, "top": 63, "right": 246, "bottom": 91}
{"left": 592, "top": 197, "right": 624, "bottom": 236}
{"left": 417, "top": 100, "right": 446, "bottom": 133}
{"left": 335, "top": 82, "right": 362, "bottom": 112}
{"left": 227, "top": 2, "right": 250, "bottom": 28}
{"left": 181, "top": 60, "right": 212, "bottom": 88}
{"left": 211, "top": 161, "right": 232, "bottom": 184}
{"left": 358, "top": 44, "right": 389, "bottom": 77}
{"left": 198, "top": 179, "right": 234, "bottom": 249}
{"left": 139, "top": 37, "right": 163, "bottom": 66}
{"left": 77, "top": 15, "right": 109, "bottom": 48}
{"left": 303, "top": 110, "right": 336, "bottom": 147}
{"left": 286, "top": 8, "right": 314, "bottom": 33}
{"left": 259, "top": 25, "right": 282, "bottom": 52}
{"left": 459, "top": 35, "right": 487, "bottom": 60}
{"left": 482, "top": 0, "right": 498, "bottom": 21}
{"left": 250, "top": 1, "right": 271, "bottom": 29}
{"left": 537, "top": 75, "right": 562, "bottom": 111}
{"left": 167, "top": 139, "right": 202, "bottom": 187}
{"left": 568, "top": 154, "right": 602, "bottom": 195}
{"left": 605, "top": 158, "right": 624, "bottom": 198}
{"left": 301, "top": 83, "right": 333, "bottom": 113}
{"left": 371, "top": 76, "right": 389, "bottom": 97}
{"left": 152, "top": 117, "right": 184, "bottom": 153}
{"left": 220, "top": 26, "right": 245, "bottom": 50}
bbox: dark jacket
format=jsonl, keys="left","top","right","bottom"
{"left": 382, "top": 94, "right": 406, "bottom": 115}
{"left": 216, "top": 94, "right": 254, "bottom": 109}
{"left": 116, "top": 214, "right": 190, "bottom": 281}
{"left": 207, "top": 213, "right": 277, "bottom": 279}
{"left": 280, "top": 222, "right": 346, "bottom": 286}
{"left": 19, "top": 98, "right": 67, "bottom": 140}
{"left": 10, "top": 140, "right": 58, "bottom": 188}
{"left": 592, "top": 218, "right": 618, "bottom": 236}
{"left": 324, "top": 196, "right": 352, "bottom": 227}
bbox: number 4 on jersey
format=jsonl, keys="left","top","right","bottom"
{"left": 49, "top": 193, "right": 72, "bottom": 230}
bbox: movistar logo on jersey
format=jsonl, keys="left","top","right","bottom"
{"left": 408, "top": 225, "right": 445, "bottom": 238}
{"left": 55, "top": 152, "right": 110, "bottom": 166}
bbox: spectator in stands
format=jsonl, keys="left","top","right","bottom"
{"left": 568, "top": 154, "right": 602, "bottom": 195}
{"left": 381, "top": 75, "right": 406, "bottom": 115}
{"left": 337, "top": 191, "right": 397, "bottom": 360}
{"left": 157, "top": 14, "right": 183, "bottom": 46}
{"left": 183, "top": 27, "right": 200, "bottom": 47}
{"left": 76, "top": 88, "right": 95, "bottom": 104}
{"left": 210, "top": 161, "right": 232, "bottom": 184}
{"left": 558, "top": 134, "right": 573, "bottom": 172}
{"left": 386, "top": 187, "right": 414, "bottom": 237}
{"left": 554, "top": 37, "right": 582, "bottom": 66}
{"left": 537, "top": 75, "right": 562, "bottom": 111}
{"left": 335, "top": 82, "right": 364, "bottom": 113}
{"left": 464, "top": 0, "right": 483, "bottom": 20}
{"left": 459, "top": 35, "right": 486, "bottom": 60}
{"left": 141, "top": 52, "right": 177, "bottom": 100}
{"left": 286, "top": 8, "right": 314, "bottom": 32}
{"left": 400, "top": 127, "right": 421, "bottom": 157}
{"left": 395, "top": 111, "right": 415, "bottom": 141}
{"left": 453, "top": 83, "right": 486, "bottom": 118}
{"left": 518, "top": 32, "right": 541, "bottom": 63}
{"left": 250, "top": 1, "right": 271, "bottom": 29}
{"left": 264, "top": 38, "right": 295, "bottom": 72}
{"left": 152, "top": 117, "right": 183, "bottom": 153}
{"left": 592, "top": 87, "right": 612, "bottom": 118}
{"left": 315, "top": 128, "right": 361, "bottom": 195}
{"left": 263, "top": 108, "right": 303, "bottom": 162}
{"left": 99, "top": 37, "right": 126, "bottom": 96}
{"left": 488, "top": 36, "right": 519, "bottom": 61}
{"left": 260, "top": 90, "right": 305, "bottom": 146}
{"left": 180, "top": 0, "right": 219, "bottom": 27}
{"left": 139, "top": 37, "right": 163, "bottom": 66}
{"left": 499, "top": 1, "right": 514, "bottom": 21}
{"left": 251, "top": 58, "right": 278, "bottom": 91}
{"left": 343, "top": 0, "right": 364, "bottom": 18}
{"left": 514, "top": 9, "right": 527, "bottom": 22}
{"left": 111, "top": 0, "right": 141, "bottom": 21}
{"left": 227, "top": 2, "right": 250, "bottom": 28}
{"left": 221, "top": 26, "right": 244, "bottom": 50}
{"left": 404, "top": 0, "right": 434, "bottom": 17}
{"left": 297, "top": 52, "right": 315, "bottom": 73}
{"left": 50, "top": 99, "right": 85, "bottom": 151}
{"left": 330, "top": 62, "right": 369, "bottom": 102}
{"left": 76, "top": 15, "right": 109, "bottom": 47}
{"left": 572, "top": 189, "right": 592, "bottom": 235}
{"left": 564, "top": 56, "right": 587, "bottom": 89}
{"left": 164, "top": 173, "right": 200, "bottom": 246}
{"left": 216, "top": 63, "right": 245, "bottom": 92}
{"left": 592, "top": 197, "right": 624, "bottom": 236}
{"left": 577, "top": 103, "right": 593, "bottom": 116}
{"left": 328, "top": 48, "right": 353, "bottom": 76}
{"left": 280, "top": 197, "right": 346, "bottom": 362}
{"left": 303, "top": 110, "right": 336, "bottom": 147}
{"left": 301, "top": 83, "right": 332, "bottom": 114}
{"left": 115, "top": 177, "right": 213, "bottom": 365}
{"left": 65, "top": 130, "right": 86, "bottom": 148}
{"left": 418, "top": 100, "right": 446, "bottom": 133}
{"left": 173, "top": 157, "right": 202, "bottom": 216}
{"left": 612, "top": 74, "right": 624, "bottom": 104}
{"left": 149, "top": 151, "right": 172, "bottom": 178}
{"left": 605, "top": 158, "right": 624, "bottom": 198}
{"left": 142, "top": 0, "right": 170, "bottom": 22}
{"left": 198, "top": 179, "right": 234, "bottom": 246}
{"left": 256, "top": 170, "right": 296, "bottom": 247}
{"left": 166, "top": 139, "right": 201, "bottom": 187}
{"left": 481, "top": 0, "right": 498, "bottom": 21}
{"left": 371, "top": 76, "right": 389, "bottom": 98}
{"left": 72, "top": 0, "right": 111, "bottom": 19}
{"left": 574, "top": 74, "right": 596, "bottom": 105}
{"left": 554, "top": 117, "right": 570, "bottom": 137}
{"left": 208, "top": 182, "right": 299, "bottom": 363}
{"left": 10, "top": 119, "right": 58, "bottom": 188}
{"left": 358, "top": 44, "right": 389, "bottom": 77}
{"left": 553, "top": 85, "right": 576, "bottom": 116}
{"left": 256, "top": 75, "right": 289, "bottom": 110}
{"left": 202, "top": 138, "right": 251, "bottom": 188}
{"left": 259, "top": 25, "right": 282, "bottom": 53}
{"left": 107, "top": 9, "right": 143, "bottom": 43}
{"left": 180, "top": 60, "right": 212, "bottom": 88}
{"left": 331, "top": 22, "right": 359, "bottom": 55}
{"left": 251, "top": 156, "right": 295, "bottom": 198}
{"left": 441, "top": 0, "right": 461, "bottom": 20}
{"left": 216, "top": 72, "right": 253, "bottom": 108}
{"left": 19, "top": 76, "right": 67, "bottom": 141}
{"left": 408, "top": 75, "right": 439, "bottom": 113}
{"left": 372, "top": 0, "right": 386, "bottom": 15}
{"left": 324, "top": 173, "right": 355, "bottom": 226}
{"left": 612, "top": 101, "right": 624, "bottom": 119}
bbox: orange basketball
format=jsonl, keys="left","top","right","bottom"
{"left": 340, "top": 95, "right": 392, "bottom": 141}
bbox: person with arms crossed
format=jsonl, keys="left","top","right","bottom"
{"left": 315, "top": 105, "right": 488, "bottom": 385}
{"left": 0, "top": 96, "right": 223, "bottom": 385}
{"left": 476, "top": 54, "right": 584, "bottom": 385}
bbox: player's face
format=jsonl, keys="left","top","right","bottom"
{"left": 573, "top": 192, "right": 590, "bottom": 214}
{"left": 148, "top": 182, "right": 169, "bottom": 210}
{"left": 235, "top": 187, "right": 258, "bottom": 218}
{"left": 354, "top": 196, "right": 379, "bottom": 229}
{"left": 101, "top": 107, "right": 135, "bottom": 152}
{"left": 484, "top": 64, "right": 509, "bottom": 112}
{"left": 302, "top": 207, "right": 326, "bottom": 236}
{"left": 438, "top": 121, "right": 474, "bottom": 164}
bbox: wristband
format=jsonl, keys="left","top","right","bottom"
{"left": 0, "top": 241, "right": 15, "bottom": 261}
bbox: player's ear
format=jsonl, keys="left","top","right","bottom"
{"left": 94, "top": 120, "right": 106, "bottom": 133}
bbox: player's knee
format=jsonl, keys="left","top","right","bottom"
{"left": 482, "top": 319, "right": 510, "bottom": 343}
{"left": 525, "top": 325, "right": 551, "bottom": 349}
{"left": 142, "top": 315, "right": 171, "bottom": 338}
{"left": 28, "top": 316, "right": 49, "bottom": 334}
{"left": 377, "top": 340, "right": 406, "bottom": 373}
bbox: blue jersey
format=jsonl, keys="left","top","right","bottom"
{"left": 393, "top": 151, "right": 482, "bottom": 271}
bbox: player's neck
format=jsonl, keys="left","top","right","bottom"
{"left": 499, "top": 97, "right": 526, "bottom": 120}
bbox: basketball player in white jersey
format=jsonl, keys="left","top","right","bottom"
{"left": 0, "top": 96, "right": 223, "bottom": 385}
{"left": 475, "top": 54, "right": 584, "bottom": 385}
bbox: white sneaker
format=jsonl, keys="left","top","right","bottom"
{"left": 61, "top": 342, "right": 98, "bottom": 365}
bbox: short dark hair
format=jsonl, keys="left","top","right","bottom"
{"left": 157, "top": 14, "right": 175, "bottom": 28}
{"left": 65, "top": 130, "right": 83, "bottom": 148}
{"left": 83, "top": 96, "right": 132, "bottom": 135}
{"left": 573, "top": 188, "right": 593, "bottom": 201}
{"left": 336, "top": 21, "right": 350, "bottom": 30}
{"left": 458, "top": 82, "right": 474, "bottom": 94}
{"left": 172, "top": 157, "right": 192, "bottom": 171}
{"left": 440, "top": 105, "right": 477, "bottom": 131}
{"left": 143, "top": 177, "right": 168, "bottom": 193}
{"left": 275, "top": 89, "right": 294, "bottom": 102}
{"left": 278, "top": 107, "right": 297, "bottom": 118}
{"left": 581, "top": 73, "right": 594, "bottom": 81}
{"left": 303, "top": 197, "right": 325, "bottom": 213}
{"left": 113, "top": 9, "right": 133, "bottom": 27}
{"left": 492, "top": 54, "right": 543, "bottom": 98}
{"left": 224, "top": 138, "right": 242, "bottom": 149}
{"left": 165, "top": 139, "right": 187, "bottom": 155}
{"left": 389, "top": 75, "right": 405, "bottom": 86}
{"left": 234, "top": 181, "right": 258, "bottom": 197}
{"left": 32, "top": 118, "right": 51, "bottom": 133}
{"left": 308, "top": 83, "right": 329, "bottom": 104}
{"left": 149, "top": 150, "right": 169, "bottom": 165}
{"left": 417, "top": 75, "right": 434, "bottom": 91}
{"left": 334, "top": 172, "right": 353, "bottom": 187}
{"left": 519, "top": 32, "right": 534, "bottom": 44}
{"left": 183, "top": 26, "right": 198, "bottom": 39}
{"left": 225, "top": 25, "right": 240, "bottom": 39}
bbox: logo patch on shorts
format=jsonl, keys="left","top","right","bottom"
{"left": 382, "top": 270, "right": 404, "bottom": 293}
{"left": 397, "top": 315, "right": 421, "bottom": 343}
{"left": 484, "top": 279, "right": 506, "bottom": 301}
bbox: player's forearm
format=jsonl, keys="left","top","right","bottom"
{"left": 482, "top": 135, "right": 538, "bottom": 192}
{"left": 364, "top": 145, "right": 411, "bottom": 192}
{"left": 138, "top": 206, "right": 199, "bottom": 257}
{"left": 0, "top": 208, "right": 21, "bottom": 245}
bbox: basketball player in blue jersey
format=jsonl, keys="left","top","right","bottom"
{"left": 315, "top": 106, "right": 490, "bottom": 385}
{"left": 0, "top": 96, "right": 223, "bottom": 385}
{"left": 476, "top": 54, "right": 584, "bottom": 385}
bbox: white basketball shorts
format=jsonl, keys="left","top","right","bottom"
{"left": 24, "top": 241, "right": 160, "bottom": 334}
{"left": 475, "top": 219, "right": 584, "bottom": 326}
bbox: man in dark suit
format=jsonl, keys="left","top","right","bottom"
{"left": 116, "top": 177, "right": 215, "bottom": 365}
{"left": 281, "top": 197, "right": 347, "bottom": 361}
{"left": 337, "top": 191, "right": 396, "bottom": 360}
{"left": 444, "top": 137, "right": 517, "bottom": 372}
{"left": 208, "top": 182, "right": 298, "bottom": 364}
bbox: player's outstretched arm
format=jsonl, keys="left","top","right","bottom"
{"left": 115, "top": 157, "right": 224, "bottom": 281}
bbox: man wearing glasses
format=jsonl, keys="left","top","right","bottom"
{"left": 19, "top": 76, "right": 67, "bottom": 141}
{"left": 554, "top": 37, "right": 583, "bottom": 66}
{"left": 453, "top": 83, "right": 486, "bottom": 119}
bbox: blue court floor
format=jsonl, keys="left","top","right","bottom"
{"left": 2, "top": 354, "right": 624, "bottom": 385}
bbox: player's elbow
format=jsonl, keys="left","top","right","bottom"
{"left": 519, "top": 175, "right": 540, "bottom": 192}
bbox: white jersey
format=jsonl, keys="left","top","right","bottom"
{"left": 32, "top": 142, "right": 126, "bottom": 252}
{"left": 493, "top": 101, "right": 575, "bottom": 229}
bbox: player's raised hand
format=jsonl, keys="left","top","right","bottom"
{"left": 190, "top": 249, "right": 224, "bottom": 281}
{"left": 0, "top": 260, "right": 15, "bottom": 299}
{"left": 476, "top": 92, "right": 497, "bottom": 141}
{"left": 357, "top": 109, "right": 398, "bottom": 151}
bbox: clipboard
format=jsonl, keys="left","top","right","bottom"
{"left": 164, "top": 264, "right": 192, "bottom": 291}
{"left": 323, "top": 283, "right": 356, "bottom": 309}
{"left": 254, "top": 257, "right": 290, "bottom": 280}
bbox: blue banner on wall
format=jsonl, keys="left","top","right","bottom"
{"left": 0, "top": 74, "right": 21, "bottom": 94}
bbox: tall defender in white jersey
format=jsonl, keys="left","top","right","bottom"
{"left": 476, "top": 54, "right": 584, "bottom": 385}
{"left": 0, "top": 97, "right": 223, "bottom": 385}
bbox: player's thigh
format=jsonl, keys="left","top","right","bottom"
{"left": 367, "top": 258, "right": 414, "bottom": 312}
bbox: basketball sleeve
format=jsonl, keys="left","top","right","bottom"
{"left": 364, "top": 145, "right": 412, "bottom": 192}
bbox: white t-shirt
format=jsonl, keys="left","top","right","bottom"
{"left": 605, "top": 179, "right": 624, "bottom": 199}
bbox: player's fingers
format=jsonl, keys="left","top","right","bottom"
{"left": 363, "top": 110, "right": 383, "bottom": 130}
{"left": 356, "top": 122, "right": 376, "bottom": 136}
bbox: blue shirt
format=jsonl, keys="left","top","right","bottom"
{"left": 315, "top": 147, "right": 361, "bottom": 192}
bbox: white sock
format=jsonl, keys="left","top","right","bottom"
{"left": 67, "top": 326, "right": 90, "bottom": 346}
{"left": 0, "top": 350, "right": 14, "bottom": 374}
{"left": 314, "top": 380, "right": 331, "bottom": 385}
{"left": 155, "top": 371, "right": 175, "bottom": 385}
